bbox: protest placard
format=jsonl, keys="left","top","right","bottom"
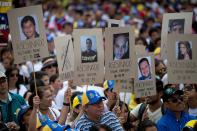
{"left": 134, "top": 53, "right": 156, "bottom": 98}
{"left": 105, "top": 27, "right": 136, "bottom": 80}
{"left": 161, "top": 12, "right": 193, "bottom": 59}
{"left": 73, "top": 28, "right": 104, "bottom": 85}
{"left": 167, "top": 34, "right": 197, "bottom": 84}
{"left": 54, "top": 35, "right": 74, "bottom": 82}
{"left": 7, "top": 5, "right": 49, "bottom": 63}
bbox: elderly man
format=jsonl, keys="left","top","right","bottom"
{"left": 75, "top": 90, "right": 123, "bottom": 131}
{"left": 0, "top": 70, "right": 26, "bottom": 129}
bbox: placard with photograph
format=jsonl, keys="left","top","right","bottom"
{"left": 107, "top": 19, "right": 125, "bottom": 27}
{"left": 113, "top": 79, "right": 134, "bottom": 93}
{"left": 167, "top": 34, "right": 197, "bottom": 84}
{"left": 105, "top": 27, "right": 136, "bottom": 80}
{"left": 73, "top": 28, "right": 104, "bottom": 85}
{"left": 161, "top": 12, "right": 193, "bottom": 59}
{"left": 134, "top": 53, "right": 156, "bottom": 98}
{"left": 7, "top": 5, "right": 49, "bottom": 64}
{"left": 54, "top": 35, "right": 74, "bottom": 82}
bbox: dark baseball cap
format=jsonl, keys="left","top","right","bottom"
{"left": 162, "top": 85, "right": 183, "bottom": 102}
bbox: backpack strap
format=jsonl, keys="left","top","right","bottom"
{"left": 138, "top": 103, "right": 146, "bottom": 122}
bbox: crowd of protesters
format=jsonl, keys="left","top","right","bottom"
{"left": 0, "top": 0, "right": 197, "bottom": 130}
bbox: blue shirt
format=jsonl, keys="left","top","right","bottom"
{"left": 75, "top": 111, "right": 123, "bottom": 131}
{"left": 157, "top": 109, "right": 196, "bottom": 131}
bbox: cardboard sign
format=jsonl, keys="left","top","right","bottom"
{"left": 134, "top": 54, "right": 156, "bottom": 98}
{"left": 167, "top": 34, "right": 197, "bottom": 84}
{"left": 113, "top": 79, "right": 134, "bottom": 93}
{"left": 73, "top": 28, "right": 104, "bottom": 85}
{"left": 161, "top": 12, "right": 193, "bottom": 59}
{"left": 54, "top": 35, "right": 74, "bottom": 81}
{"left": 105, "top": 27, "right": 136, "bottom": 80}
{"left": 7, "top": 5, "right": 49, "bottom": 64}
{"left": 107, "top": 19, "right": 125, "bottom": 27}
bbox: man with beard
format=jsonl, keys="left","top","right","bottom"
{"left": 157, "top": 85, "right": 196, "bottom": 131}
{"left": 75, "top": 90, "right": 123, "bottom": 131}
{"left": 130, "top": 79, "right": 163, "bottom": 123}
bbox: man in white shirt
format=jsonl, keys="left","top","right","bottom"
{"left": 130, "top": 79, "right": 163, "bottom": 123}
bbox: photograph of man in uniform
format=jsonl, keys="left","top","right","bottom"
{"left": 20, "top": 15, "right": 40, "bottom": 40}
{"left": 168, "top": 19, "right": 184, "bottom": 34}
{"left": 138, "top": 57, "right": 152, "bottom": 80}
{"left": 81, "top": 37, "right": 97, "bottom": 63}
{"left": 113, "top": 33, "right": 129, "bottom": 60}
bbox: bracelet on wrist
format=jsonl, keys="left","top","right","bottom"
{"left": 63, "top": 102, "right": 70, "bottom": 106}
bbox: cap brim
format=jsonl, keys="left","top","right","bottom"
{"left": 42, "top": 61, "right": 57, "bottom": 70}
{"left": 89, "top": 97, "right": 106, "bottom": 105}
{"left": 174, "top": 90, "right": 184, "bottom": 95}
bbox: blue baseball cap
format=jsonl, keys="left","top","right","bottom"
{"left": 82, "top": 90, "right": 106, "bottom": 105}
{"left": 103, "top": 80, "right": 115, "bottom": 91}
{"left": 17, "top": 105, "right": 32, "bottom": 124}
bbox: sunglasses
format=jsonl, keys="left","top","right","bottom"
{"left": 168, "top": 96, "right": 184, "bottom": 103}
{"left": 10, "top": 73, "right": 19, "bottom": 77}
{"left": 0, "top": 77, "right": 7, "bottom": 84}
{"left": 184, "top": 85, "right": 194, "bottom": 91}
{"left": 46, "top": 64, "right": 57, "bottom": 69}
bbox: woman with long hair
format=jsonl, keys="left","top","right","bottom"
{"left": 178, "top": 41, "right": 192, "bottom": 60}
{"left": 5, "top": 67, "right": 27, "bottom": 97}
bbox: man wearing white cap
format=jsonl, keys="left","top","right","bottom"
{"left": 0, "top": 70, "right": 26, "bottom": 129}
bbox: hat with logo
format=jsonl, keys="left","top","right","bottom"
{"left": 162, "top": 85, "right": 183, "bottom": 102}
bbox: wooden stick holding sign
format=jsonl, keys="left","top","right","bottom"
{"left": 32, "top": 62, "right": 38, "bottom": 96}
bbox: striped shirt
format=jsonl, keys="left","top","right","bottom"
{"left": 75, "top": 111, "right": 124, "bottom": 131}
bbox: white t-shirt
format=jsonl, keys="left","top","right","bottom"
{"left": 189, "top": 108, "right": 197, "bottom": 117}
{"left": 130, "top": 103, "right": 162, "bottom": 123}
{"left": 9, "top": 84, "right": 27, "bottom": 97}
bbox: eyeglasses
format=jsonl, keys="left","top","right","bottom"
{"left": 10, "top": 73, "right": 19, "bottom": 77}
{"left": 168, "top": 96, "right": 184, "bottom": 103}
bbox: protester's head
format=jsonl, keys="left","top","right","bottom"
{"left": 2, "top": 58, "right": 13, "bottom": 70}
{"left": 86, "top": 38, "right": 93, "bottom": 51}
{"left": 135, "top": 37, "right": 148, "bottom": 47}
{"left": 30, "top": 71, "right": 49, "bottom": 86}
{"left": 0, "top": 70, "right": 8, "bottom": 94}
{"left": 178, "top": 41, "right": 192, "bottom": 60}
{"left": 17, "top": 105, "right": 32, "bottom": 127}
{"left": 103, "top": 80, "right": 117, "bottom": 107}
{"left": 29, "top": 80, "right": 52, "bottom": 110}
{"left": 72, "top": 94, "right": 82, "bottom": 114}
{"left": 138, "top": 119, "right": 157, "bottom": 131}
{"left": 155, "top": 59, "right": 167, "bottom": 79}
{"left": 149, "top": 28, "right": 159, "bottom": 42}
{"left": 184, "top": 84, "right": 197, "bottom": 103}
{"left": 41, "top": 57, "right": 58, "bottom": 77}
{"left": 21, "top": 15, "right": 37, "bottom": 39}
{"left": 5, "top": 67, "right": 20, "bottom": 87}
{"left": 162, "top": 84, "right": 184, "bottom": 112}
{"left": 169, "top": 20, "right": 184, "bottom": 34}
{"left": 49, "top": 74, "right": 62, "bottom": 91}
{"left": 116, "top": 101, "right": 133, "bottom": 130}
{"left": 83, "top": 90, "right": 106, "bottom": 120}
{"left": 138, "top": 58, "right": 151, "bottom": 78}
{"left": 62, "top": 22, "right": 73, "bottom": 34}
{"left": 0, "top": 47, "right": 13, "bottom": 62}
{"left": 89, "top": 124, "right": 112, "bottom": 131}
{"left": 113, "top": 34, "right": 129, "bottom": 60}
{"left": 145, "top": 79, "right": 163, "bottom": 105}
